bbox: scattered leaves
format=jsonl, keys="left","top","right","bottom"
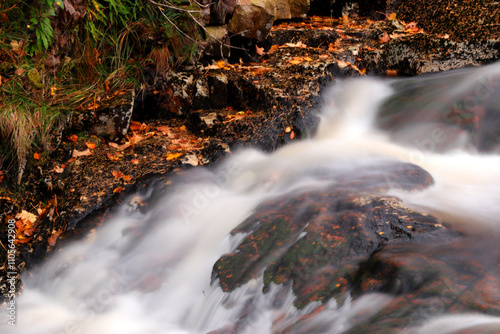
{"left": 106, "top": 152, "right": 122, "bottom": 161}
{"left": 112, "top": 170, "right": 132, "bottom": 182}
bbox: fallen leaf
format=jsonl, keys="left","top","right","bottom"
{"left": 216, "top": 60, "right": 226, "bottom": 69}
{"left": 113, "top": 187, "right": 125, "bottom": 193}
{"left": 16, "top": 210, "right": 37, "bottom": 223}
{"left": 15, "top": 68, "right": 26, "bottom": 76}
{"left": 85, "top": 142, "right": 96, "bottom": 149}
{"left": 379, "top": 32, "right": 390, "bottom": 43}
{"left": 388, "top": 12, "right": 397, "bottom": 20}
{"left": 289, "top": 57, "right": 303, "bottom": 65}
{"left": 54, "top": 165, "right": 64, "bottom": 173}
{"left": 179, "top": 125, "right": 187, "bottom": 132}
{"left": 34, "top": 152, "right": 41, "bottom": 160}
{"left": 129, "top": 121, "right": 143, "bottom": 131}
{"left": 48, "top": 230, "right": 63, "bottom": 246}
{"left": 268, "top": 44, "right": 279, "bottom": 54}
{"left": 342, "top": 14, "right": 349, "bottom": 24}
{"left": 68, "top": 134, "right": 78, "bottom": 142}
{"left": 284, "top": 41, "right": 307, "bottom": 48}
{"left": 72, "top": 148, "right": 92, "bottom": 158}
{"left": 106, "top": 152, "right": 121, "bottom": 161}
{"left": 182, "top": 154, "right": 199, "bottom": 166}
{"left": 131, "top": 159, "right": 140, "bottom": 165}
{"left": 0, "top": 171, "right": 5, "bottom": 183}
{"left": 112, "top": 170, "right": 132, "bottom": 182}
{"left": 104, "top": 80, "right": 110, "bottom": 92}
{"left": 386, "top": 69, "right": 398, "bottom": 76}
{"left": 290, "top": 130, "right": 295, "bottom": 139}
{"left": 165, "top": 152, "right": 183, "bottom": 161}
{"left": 255, "top": 45, "right": 265, "bottom": 55}
{"left": 285, "top": 126, "right": 292, "bottom": 133}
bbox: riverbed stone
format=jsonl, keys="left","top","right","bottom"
{"left": 213, "top": 162, "right": 458, "bottom": 308}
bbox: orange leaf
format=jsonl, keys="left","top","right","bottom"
{"left": 68, "top": 134, "right": 78, "bottom": 142}
{"left": 166, "top": 152, "right": 183, "bottom": 161}
{"left": 131, "top": 159, "right": 140, "bottom": 165}
{"left": 216, "top": 60, "right": 226, "bottom": 69}
{"left": 255, "top": 45, "right": 265, "bottom": 55}
{"left": 113, "top": 187, "right": 125, "bottom": 193}
{"left": 112, "top": 170, "right": 124, "bottom": 179}
{"left": 106, "top": 152, "right": 121, "bottom": 161}
{"left": 85, "top": 142, "right": 96, "bottom": 149}
{"left": 129, "top": 121, "right": 142, "bottom": 131}
{"left": 34, "top": 152, "right": 41, "bottom": 160}
{"left": 268, "top": 45, "right": 279, "bottom": 54}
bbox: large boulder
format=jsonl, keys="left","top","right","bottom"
{"left": 213, "top": 162, "right": 459, "bottom": 308}
{"left": 228, "top": 0, "right": 310, "bottom": 41}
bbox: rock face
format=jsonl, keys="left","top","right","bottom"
{"left": 228, "top": 0, "right": 310, "bottom": 41}
{"left": 213, "top": 162, "right": 459, "bottom": 308}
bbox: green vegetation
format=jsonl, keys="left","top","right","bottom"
{"left": 0, "top": 0, "right": 203, "bottom": 185}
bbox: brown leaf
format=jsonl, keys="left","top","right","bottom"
{"left": 129, "top": 121, "right": 143, "bottom": 131}
{"left": 68, "top": 134, "right": 78, "bottom": 142}
{"left": 72, "top": 148, "right": 92, "bottom": 158}
{"left": 48, "top": 230, "right": 63, "bottom": 246}
{"left": 15, "top": 68, "right": 26, "bottom": 76}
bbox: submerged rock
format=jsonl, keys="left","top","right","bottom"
{"left": 213, "top": 162, "right": 458, "bottom": 308}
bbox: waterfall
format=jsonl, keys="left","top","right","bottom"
{"left": 3, "top": 62, "right": 500, "bottom": 333}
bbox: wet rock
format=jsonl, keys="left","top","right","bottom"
{"left": 377, "top": 64, "right": 500, "bottom": 153}
{"left": 213, "top": 162, "right": 458, "bottom": 308}
{"left": 347, "top": 238, "right": 500, "bottom": 332}
{"left": 71, "top": 90, "right": 135, "bottom": 140}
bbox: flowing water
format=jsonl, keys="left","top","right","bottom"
{"left": 3, "top": 63, "right": 500, "bottom": 333}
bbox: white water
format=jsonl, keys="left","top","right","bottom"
{"left": 4, "top": 63, "right": 500, "bottom": 333}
